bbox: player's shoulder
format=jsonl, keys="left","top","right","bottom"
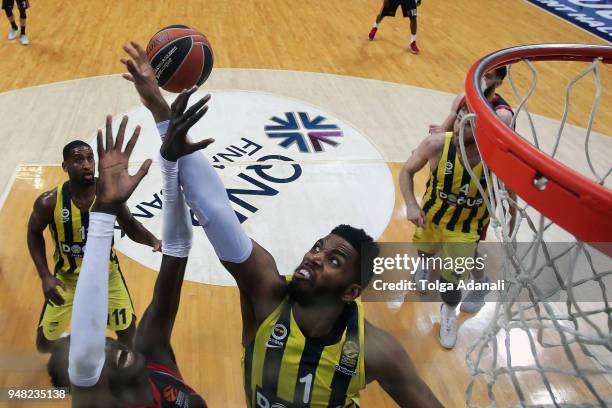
{"left": 34, "top": 187, "right": 58, "bottom": 211}
{"left": 422, "top": 132, "right": 446, "bottom": 152}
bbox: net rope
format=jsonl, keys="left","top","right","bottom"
{"left": 461, "top": 56, "right": 612, "bottom": 407}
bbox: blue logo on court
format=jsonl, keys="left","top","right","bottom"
{"left": 265, "top": 112, "right": 344, "bottom": 153}
{"left": 527, "top": 0, "right": 612, "bottom": 42}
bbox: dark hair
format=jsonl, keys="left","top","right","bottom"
{"left": 47, "top": 337, "right": 71, "bottom": 390}
{"left": 62, "top": 140, "right": 91, "bottom": 161}
{"left": 330, "top": 224, "right": 379, "bottom": 287}
{"left": 493, "top": 66, "right": 507, "bottom": 81}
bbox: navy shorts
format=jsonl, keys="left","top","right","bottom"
{"left": 381, "top": 0, "right": 417, "bottom": 18}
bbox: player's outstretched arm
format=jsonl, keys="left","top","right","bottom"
{"left": 158, "top": 89, "right": 286, "bottom": 318}
{"left": 134, "top": 144, "right": 195, "bottom": 370}
{"left": 121, "top": 41, "right": 171, "bottom": 123}
{"left": 364, "top": 321, "right": 443, "bottom": 408}
{"left": 122, "top": 42, "right": 286, "bottom": 319}
{"left": 69, "top": 116, "right": 151, "bottom": 404}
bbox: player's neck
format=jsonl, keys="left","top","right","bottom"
{"left": 68, "top": 179, "right": 96, "bottom": 201}
{"left": 293, "top": 300, "right": 346, "bottom": 340}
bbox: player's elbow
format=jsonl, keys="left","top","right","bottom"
{"left": 400, "top": 160, "right": 417, "bottom": 179}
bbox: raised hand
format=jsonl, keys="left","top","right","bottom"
{"left": 121, "top": 41, "right": 170, "bottom": 121}
{"left": 94, "top": 115, "right": 152, "bottom": 214}
{"left": 160, "top": 87, "right": 215, "bottom": 161}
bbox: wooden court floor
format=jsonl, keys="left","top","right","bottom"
{"left": 0, "top": 1, "right": 610, "bottom": 407}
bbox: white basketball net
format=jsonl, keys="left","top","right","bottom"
{"left": 459, "top": 54, "right": 612, "bottom": 407}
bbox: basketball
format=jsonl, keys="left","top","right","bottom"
{"left": 146, "top": 25, "right": 214, "bottom": 93}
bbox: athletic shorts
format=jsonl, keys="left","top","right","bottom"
{"left": 38, "top": 264, "right": 135, "bottom": 341}
{"left": 413, "top": 222, "right": 479, "bottom": 284}
{"left": 2, "top": 0, "right": 29, "bottom": 11}
{"left": 381, "top": 0, "right": 417, "bottom": 18}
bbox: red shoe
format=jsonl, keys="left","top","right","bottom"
{"left": 409, "top": 41, "right": 420, "bottom": 54}
{"left": 368, "top": 27, "right": 378, "bottom": 41}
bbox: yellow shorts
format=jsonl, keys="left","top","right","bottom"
{"left": 413, "top": 222, "right": 479, "bottom": 284}
{"left": 38, "top": 265, "right": 135, "bottom": 341}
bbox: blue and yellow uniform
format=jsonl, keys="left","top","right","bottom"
{"left": 413, "top": 132, "right": 489, "bottom": 283}
{"left": 38, "top": 181, "right": 134, "bottom": 340}
{"left": 243, "top": 294, "right": 365, "bottom": 407}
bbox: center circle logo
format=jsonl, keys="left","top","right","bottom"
{"left": 95, "top": 90, "right": 395, "bottom": 286}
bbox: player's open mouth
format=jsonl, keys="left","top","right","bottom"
{"left": 84, "top": 174, "right": 94, "bottom": 181}
{"left": 294, "top": 267, "right": 313, "bottom": 281}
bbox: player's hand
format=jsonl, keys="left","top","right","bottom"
{"left": 406, "top": 204, "right": 425, "bottom": 228}
{"left": 152, "top": 239, "right": 162, "bottom": 252}
{"left": 160, "top": 87, "right": 215, "bottom": 161}
{"left": 42, "top": 274, "right": 66, "bottom": 306}
{"left": 121, "top": 41, "right": 170, "bottom": 119}
{"left": 94, "top": 115, "right": 152, "bottom": 214}
{"left": 429, "top": 124, "right": 444, "bottom": 134}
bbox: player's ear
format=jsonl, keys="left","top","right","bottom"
{"left": 61, "top": 161, "right": 68, "bottom": 172}
{"left": 342, "top": 284, "right": 362, "bottom": 303}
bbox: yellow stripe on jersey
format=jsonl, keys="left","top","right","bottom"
{"left": 243, "top": 293, "right": 365, "bottom": 407}
{"left": 421, "top": 132, "right": 490, "bottom": 237}
{"left": 50, "top": 181, "right": 119, "bottom": 277}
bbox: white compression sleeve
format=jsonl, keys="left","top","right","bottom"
{"left": 160, "top": 155, "right": 192, "bottom": 257}
{"left": 68, "top": 212, "right": 115, "bottom": 387}
{"left": 157, "top": 121, "right": 252, "bottom": 263}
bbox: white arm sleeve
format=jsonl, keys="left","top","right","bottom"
{"left": 157, "top": 121, "right": 252, "bottom": 263}
{"left": 68, "top": 212, "right": 115, "bottom": 387}
{"left": 160, "top": 155, "right": 192, "bottom": 257}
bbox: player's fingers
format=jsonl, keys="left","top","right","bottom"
{"left": 115, "top": 116, "right": 129, "bottom": 150}
{"left": 56, "top": 291, "right": 65, "bottom": 305}
{"left": 170, "top": 94, "right": 182, "bottom": 114}
{"left": 123, "top": 43, "right": 139, "bottom": 62}
{"left": 57, "top": 279, "right": 66, "bottom": 290}
{"left": 173, "top": 91, "right": 190, "bottom": 115}
{"left": 183, "top": 94, "right": 211, "bottom": 119}
{"left": 124, "top": 126, "right": 142, "bottom": 158}
{"left": 124, "top": 60, "right": 141, "bottom": 78}
{"left": 96, "top": 129, "right": 105, "bottom": 159}
{"left": 184, "top": 105, "right": 209, "bottom": 131}
{"left": 49, "top": 290, "right": 64, "bottom": 306}
{"left": 174, "top": 87, "right": 197, "bottom": 116}
{"left": 187, "top": 138, "right": 215, "bottom": 154}
{"left": 131, "top": 159, "right": 152, "bottom": 187}
{"left": 115, "top": 116, "right": 129, "bottom": 151}
{"left": 122, "top": 73, "right": 135, "bottom": 83}
{"left": 418, "top": 216, "right": 425, "bottom": 228}
{"left": 105, "top": 115, "right": 113, "bottom": 152}
{"left": 131, "top": 41, "right": 148, "bottom": 61}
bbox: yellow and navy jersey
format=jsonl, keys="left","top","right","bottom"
{"left": 421, "top": 132, "right": 489, "bottom": 237}
{"left": 48, "top": 181, "right": 120, "bottom": 277}
{"left": 243, "top": 296, "right": 366, "bottom": 408}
